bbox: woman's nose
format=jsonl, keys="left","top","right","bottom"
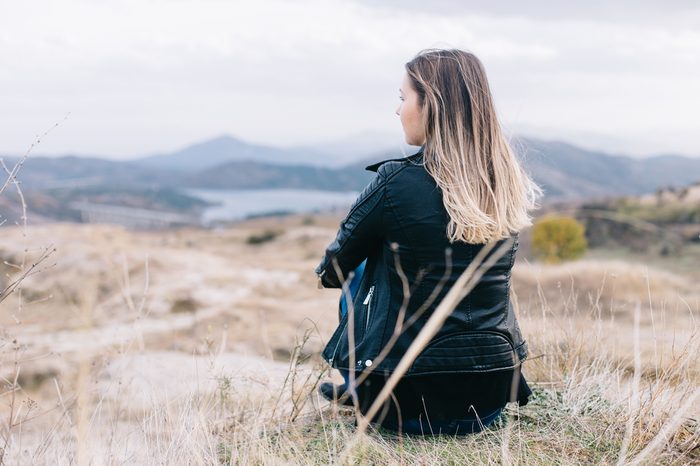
{"left": 395, "top": 105, "right": 400, "bottom": 116}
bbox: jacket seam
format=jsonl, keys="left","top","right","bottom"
{"left": 374, "top": 162, "right": 413, "bottom": 356}
{"left": 384, "top": 167, "right": 420, "bottom": 258}
{"left": 334, "top": 162, "right": 403, "bottom": 236}
{"left": 344, "top": 173, "right": 385, "bottom": 222}
{"left": 329, "top": 190, "right": 383, "bottom": 261}
{"left": 317, "top": 174, "right": 389, "bottom": 284}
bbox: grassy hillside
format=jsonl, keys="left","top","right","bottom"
{"left": 0, "top": 216, "right": 697, "bottom": 464}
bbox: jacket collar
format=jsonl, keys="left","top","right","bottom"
{"left": 364, "top": 146, "right": 425, "bottom": 172}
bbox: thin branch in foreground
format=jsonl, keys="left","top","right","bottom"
{"left": 626, "top": 388, "right": 700, "bottom": 465}
{"left": 337, "top": 245, "right": 453, "bottom": 399}
{"left": 347, "top": 238, "right": 513, "bottom": 440}
{"left": 0, "top": 245, "right": 57, "bottom": 305}
{"left": 0, "top": 114, "right": 69, "bottom": 197}
{"left": 616, "top": 302, "right": 642, "bottom": 465}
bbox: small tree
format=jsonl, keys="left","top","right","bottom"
{"left": 532, "top": 215, "right": 587, "bottom": 263}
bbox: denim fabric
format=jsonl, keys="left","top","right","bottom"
{"left": 339, "top": 259, "right": 366, "bottom": 321}
{"left": 338, "top": 259, "right": 366, "bottom": 387}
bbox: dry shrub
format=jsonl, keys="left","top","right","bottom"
{"left": 532, "top": 215, "right": 588, "bottom": 263}
{"left": 513, "top": 259, "right": 698, "bottom": 322}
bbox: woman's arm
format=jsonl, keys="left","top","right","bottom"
{"left": 314, "top": 169, "right": 387, "bottom": 288}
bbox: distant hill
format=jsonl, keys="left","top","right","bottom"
{"left": 571, "top": 178, "right": 700, "bottom": 254}
{"left": 290, "top": 130, "right": 420, "bottom": 167}
{"left": 513, "top": 138, "right": 700, "bottom": 200}
{"left": 135, "top": 135, "right": 333, "bottom": 171}
{"left": 182, "top": 138, "right": 700, "bottom": 198}
{"left": 2, "top": 155, "right": 183, "bottom": 190}
{"left": 185, "top": 160, "right": 373, "bottom": 191}
{"left": 3, "top": 135, "right": 699, "bottom": 201}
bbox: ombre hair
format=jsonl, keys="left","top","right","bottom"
{"left": 406, "top": 48, "right": 542, "bottom": 244}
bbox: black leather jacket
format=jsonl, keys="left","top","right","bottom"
{"left": 315, "top": 147, "right": 528, "bottom": 377}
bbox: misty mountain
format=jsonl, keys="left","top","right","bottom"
{"left": 4, "top": 135, "right": 700, "bottom": 202}
{"left": 135, "top": 135, "right": 334, "bottom": 171}
{"left": 2, "top": 155, "right": 184, "bottom": 190}
{"left": 183, "top": 138, "right": 700, "bottom": 199}
{"left": 290, "top": 130, "right": 421, "bottom": 167}
{"left": 134, "top": 133, "right": 421, "bottom": 170}
{"left": 185, "top": 160, "right": 373, "bottom": 191}
{"left": 516, "top": 138, "right": 700, "bottom": 199}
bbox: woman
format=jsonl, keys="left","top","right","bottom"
{"left": 315, "top": 48, "right": 542, "bottom": 435}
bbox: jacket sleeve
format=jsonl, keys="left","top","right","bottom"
{"left": 314, "top": 167, "right": 387, "bottom": 288}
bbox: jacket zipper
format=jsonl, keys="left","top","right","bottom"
{"left": 363, "top": 285, "right": 375, "bottom": 333}
{"left": 328, "top": 313, "right": 348, "bottom": 365}
{"left": 328, "top": 284, "right": 374, "bottom": 365}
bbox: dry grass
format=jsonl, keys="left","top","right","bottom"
{"left": 0, "top": 217, "right": 698, "bottom": 465}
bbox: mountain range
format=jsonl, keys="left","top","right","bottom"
{"left": 4, "top": 134, "right": 700, "bottom": 202}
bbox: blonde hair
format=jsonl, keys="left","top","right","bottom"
{"left": 406, "top": 48, "right": 542, "bottom": 244}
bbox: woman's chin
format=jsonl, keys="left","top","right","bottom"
{"left": 404, "top": 136, "right": 424, "bottom": 147}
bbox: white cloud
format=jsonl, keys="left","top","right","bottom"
{"left": 0, "top": 0, "right": 698, "bottom": 158}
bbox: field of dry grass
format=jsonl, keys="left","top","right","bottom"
{"left": 0, "top": 214, "right": 698, "bottom": 464}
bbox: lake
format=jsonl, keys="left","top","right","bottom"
{"left": 186, "top": 188, "right": 359, "bottom": 225}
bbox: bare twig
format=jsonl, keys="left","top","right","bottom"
{"left": 349, "top": 238, "right": 512, "bottom": 439}
{"left": 616, "top": 302, "right": 642, "bottom": 465}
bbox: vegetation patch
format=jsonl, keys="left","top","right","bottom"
{"left": 246, "top": 229, "right": 283, "bottom": 245}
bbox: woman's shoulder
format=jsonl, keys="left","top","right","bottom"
{"left": 364, "top": 147, "right": 425, "bottom": 174}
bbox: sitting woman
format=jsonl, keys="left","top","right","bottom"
{"left": 315, "top": 48, "right": 542, "bottom": 435}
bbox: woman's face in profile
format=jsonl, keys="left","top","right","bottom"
{"left": 396, "top": 72, "right": 426, "bottom": 146}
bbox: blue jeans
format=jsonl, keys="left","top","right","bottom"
{"left": 337, "top": 260, "right": 502, "bottom": 435}
{"left": 338, "top": 259, "right": 366, "bottom": 390}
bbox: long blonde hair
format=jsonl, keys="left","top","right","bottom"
{"left": 406, "top": 48, "right": 542, "bottom": 244}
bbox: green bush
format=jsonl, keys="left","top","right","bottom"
{"left": 532, "top": 215, "right": 588, "bottom": 263}
{"left": 245, "top": 229, "right": 282, "bottom": 245}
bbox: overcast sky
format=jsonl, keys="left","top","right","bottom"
{"left": 1, "top": 0, "right": 698, "bottom": 159}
